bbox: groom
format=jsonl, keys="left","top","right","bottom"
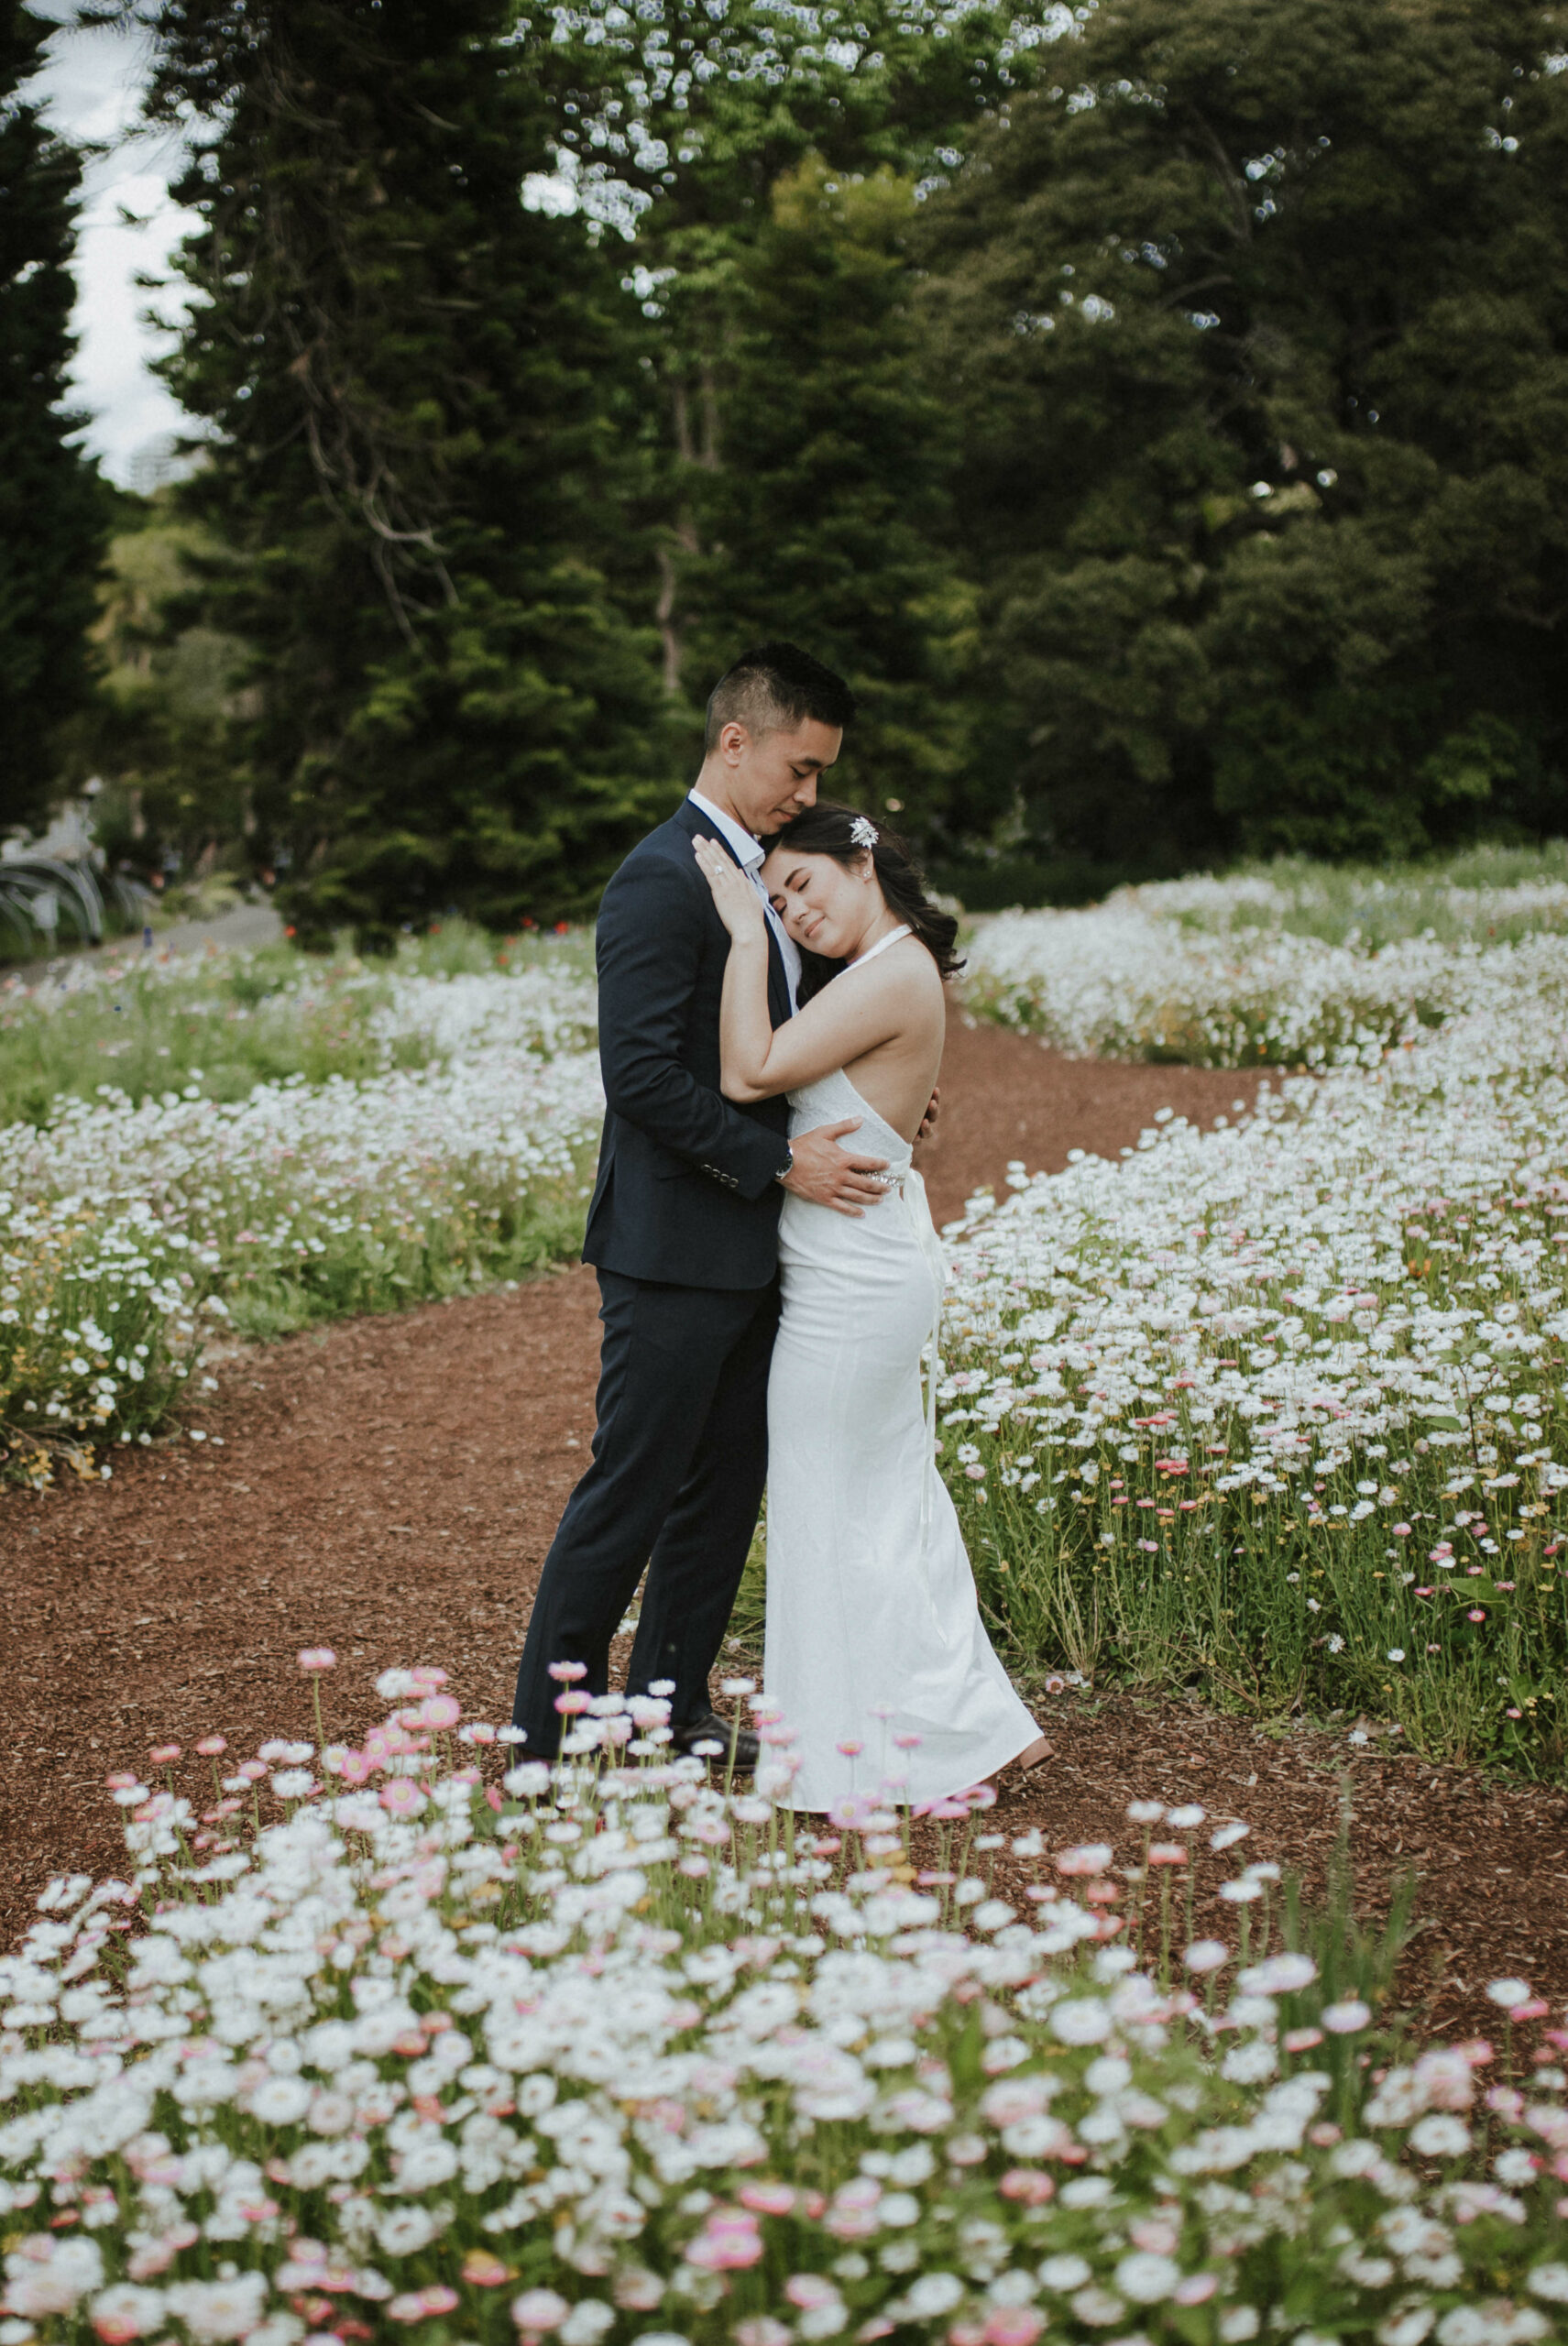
{"left": 511, "top": 642, "right": 896, "bottom": 1762}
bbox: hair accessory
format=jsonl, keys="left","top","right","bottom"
{"left": 850, "top": 815, "right": 879, "bottom": 850}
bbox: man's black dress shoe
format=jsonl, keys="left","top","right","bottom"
{"left": 673, "top": 1709, "right": 760, "bottom": 1770}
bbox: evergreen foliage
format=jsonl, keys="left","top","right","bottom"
{"left": 142, "top": 0, "right": 670, "bottom": 941}
{"left": 40, "top": 0, "right": 1568, "bottom": 910}
{"left": 54, "top": 493, "right": 254, "bottom": 882}
{"left": 919, "top": 0, "right": 1568, "bottom": 869}
{"left": 515, "top": 0, "right": 1035, "bottom": 837}
{"left": 0, "top": 3, "right": 108, "bottom": 835}
{"left": 665, "top": 154, "right": 976, "bottom": 832}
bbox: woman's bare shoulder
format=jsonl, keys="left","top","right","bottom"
{"left": 858, "top": 933, "right": 945, "bottom": 990}
{"left": 845, "top": 938, "right": 945, "bottom": 1053}
{"left": 887, "top": 936, "right": 948, "bottom": 1008}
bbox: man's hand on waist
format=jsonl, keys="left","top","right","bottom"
{"left": 781, "top": 1118, "right": 890, "bottom": 1220}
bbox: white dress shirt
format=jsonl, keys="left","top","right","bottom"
{"left": 688, "top": 788, "right": 802, "bottom": 1014}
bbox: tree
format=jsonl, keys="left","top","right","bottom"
{"left": 54, "top": 490, "right": 255, "bottom": 883}
{"left": 141, "top": 0, "right": 669, "bottom": 941}
{"left": 664, "top": 155, "right": 977, "bottom": 829}
{"left": 520, "top": 0, "right": 1034, "bottom": 834}
{"left": 921, "top": 0, "right": 1568, "bottom": 866}
{"left": 0, "top": 3, "right": 108, "bottom": 835}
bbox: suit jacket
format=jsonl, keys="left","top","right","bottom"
{"left": 582, "top": 798, "right": 795, "bottom": 1289}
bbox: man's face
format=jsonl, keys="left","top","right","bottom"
{"left": 719, "top": 718, "right": 840, "bottom": 836}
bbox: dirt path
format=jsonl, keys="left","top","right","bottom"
{"left": 6, "top": 1014, "right": 1566, "bottom": 2032}
{"left": 916, "top": 1011, "right": 1262, "bottom": 1228}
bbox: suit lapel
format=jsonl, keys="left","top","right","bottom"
{"left": 679, "top": 799, "right": 792, "bottom": 1028}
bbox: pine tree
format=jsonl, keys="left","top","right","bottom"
{"left": 673, "top": 155, "right": 975, "bottom": 832}
{"left": 144, "top": 0, "right": 668, "bottom": 940}
{"left": 922, "top": 0, "right": 1568, "bottom": 866}
{"left": 0, "top": 3, "right": 107, "bottom": 834}
{"left": 523, "top": 0, "right": 1029, "bottom": 837}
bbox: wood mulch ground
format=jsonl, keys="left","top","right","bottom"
{"left": 5, "top": 1012, "right": 1565, "bottom": 2036}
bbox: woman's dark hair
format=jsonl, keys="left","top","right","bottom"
{"left": 766, "top": 801, "right": 964, "bottom": 1001}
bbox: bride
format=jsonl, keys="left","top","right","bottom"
{"left": 693, "top": 803, "right": 1051, "bottom": 1812}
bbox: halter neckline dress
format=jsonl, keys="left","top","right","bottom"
{"left": 762, "top": 930, "right": 1041, "bottom": 1811}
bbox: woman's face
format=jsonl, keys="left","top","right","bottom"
{"left": 760, "top": 845, "right": 876, "bottom": 959}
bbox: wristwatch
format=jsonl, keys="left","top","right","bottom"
{"left": 774, "top": 1146, "right": 794, "bottom": 1187}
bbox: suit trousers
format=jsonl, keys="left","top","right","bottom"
{"left": 511, "top": 1268, "right": 779, "bottom": 1758}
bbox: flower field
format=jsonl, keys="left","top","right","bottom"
{"left": 5, "top": 1670, "right": 1568, "bottom": 2346}
{"left": 10, "top": 875, "right": 1568, "bottom": 2338}
{"left": 10, "top": 857, "right": 1568, "bottom": 1769}
{"left": 961, "top": 849, "right": 1568, "bottom": 1070}
{"left": 0, "top": 935, "right": 602, "bottom": 1484}
{"left": 942, "top": 929, "right": 1568, "bottom": 1771}
{"left": 0, "top": 926, "right": 598, "bottom": 1128}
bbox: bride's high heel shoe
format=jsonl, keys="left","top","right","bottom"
{"left": 984, "top": 1735, "right": 1055, "bottom": 1794}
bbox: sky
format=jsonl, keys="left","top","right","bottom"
{"left": 27, "top": 3, "right": 202, "bottom": 487}
{"left": 25, "top": 6, "right": 576, "bottom": 488}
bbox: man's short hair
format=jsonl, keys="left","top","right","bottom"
{"left": 704, "top": 641, "right": 857, "bottom": 755}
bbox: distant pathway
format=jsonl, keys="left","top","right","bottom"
{"left": 6, "top": 1011, "right": 1565, "bottom": 2031}
{"left": 5, "top": 899, "right": 283, "bottom": 985}
{"left": 141, "top": 902, "right": 286, "bottom": 957}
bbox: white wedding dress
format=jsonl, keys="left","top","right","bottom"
{"left": 763, "top": 932, "right": 1041, "bottom": 1812}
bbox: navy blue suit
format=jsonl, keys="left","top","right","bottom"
{"left": 511, "top": 800, "right": 796, "bottom": 1754}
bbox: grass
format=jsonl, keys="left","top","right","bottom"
{"left": 0, "top": 919, "right": 593, "bottom": 1129}
{"left": 732, "top": 1415, "right": 1568, "bottom": 1780}
{"left": 1153, "top": 840, "right": 1568, "bottom": 947}
{"left": 0, "top": 920, "right": 602, "bottom": 1484}
{"left": 954, "top": 847, "right": 1568, "bottom": 1771}
{"left": 729, "top": 1510, "right": 769, "bottom": 1653}
{"left": 215, "top": 1191, "right": 592, "bottom": 1347}
{"left": 941, "top": 1421, "right": 1568, "bottom": 1780}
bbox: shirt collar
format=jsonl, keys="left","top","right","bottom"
{"left": 688, "top": 788, "right": 763, "bottom": 873}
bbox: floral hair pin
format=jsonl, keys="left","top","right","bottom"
{"left": 850, "top": 815, "right": 879, "bottom": 850}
